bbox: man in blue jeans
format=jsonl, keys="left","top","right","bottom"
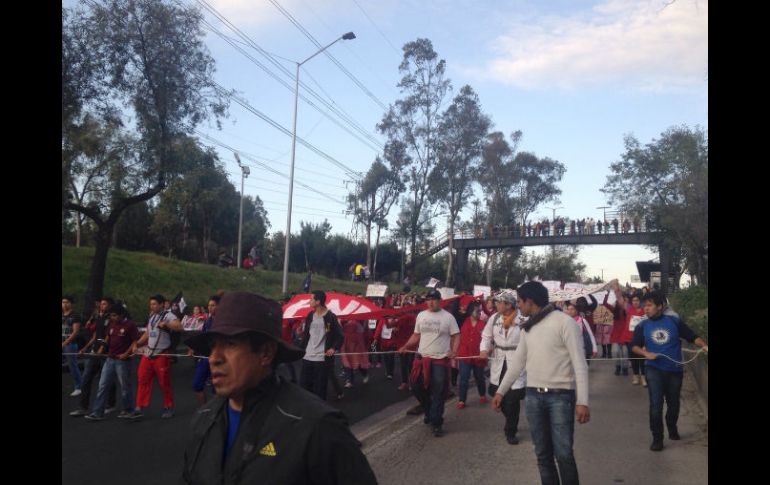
{"left": 493, "top": 282, "right": 590, "bottom": 485}
{"left": 631, "top": 291, "right": 708, "bottom": 451}
{"left": 399, "top": 289, "right": 460, "bottom": 438}
{"left": 85, "top": 303, "right": 141, "bottom": 421}
{"left": 62, "top": 295, "right": 84, "bottom": 396}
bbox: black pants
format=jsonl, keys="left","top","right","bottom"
{"left": 502, "top": 387, "right": 526, "bottom": 436}
{"left": 326, "top": 358, "right": 344, "bottom": 397}
{"left": 400, "top": 352, "right": 415, "bottom": 385}
{"left": 627, "top": 343, "right": 646, "bottom": 375}
{"left": 80, "top": 356, "right": 116, "bottom": 410}
{"left": 301, "top": 360, "right": 328, "bottom": 400}
{"left": 383, "top": 352, "right": 395, "bottom": 377}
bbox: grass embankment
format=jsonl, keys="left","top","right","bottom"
{"left": 62, "top": 246, "right": 378, "bottom": 315}
{"left": 669, "top": 285, "right": 708, "bottom": 342}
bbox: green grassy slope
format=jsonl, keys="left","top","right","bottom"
{"left": 62, "top": 246, "right": 379, "bottom": 315}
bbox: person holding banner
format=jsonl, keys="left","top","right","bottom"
{"left": 607, "top": 286, "right": 633, "bottom": 376}
{"left": 480, "top": 291, "right": 528, "bottom": 445}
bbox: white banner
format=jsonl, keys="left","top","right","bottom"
{"left": 439, "top": 287, "right": 455, "bottom": 300}
{"left": 426, "top": 277, "right": 440, "bottom": 288}
{"left": 473, "top": 285, "right": 492, "bottom": 298}
{"left": 548, "top": 280, "right": 618, "bottom": 303}
{"left": 366, "top": 283, "right": 388, "bottom": 298}
{"left": 541, "top": 280, "right": 562, "bottom": 292}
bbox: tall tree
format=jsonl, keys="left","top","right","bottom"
{"left": 347, "top": 154, "right": 405, "bottom": 278}
{"left": 602, "top": 126, "right": 708, "bottom": 286}
{"left": 378, "top": 38, "right": 451, "bottom": 261}
{"left": 429, "top": 85, "right": 490, "bottom": 285}
{"left": 62, "top": 0, "right": 228, "bottom": 316}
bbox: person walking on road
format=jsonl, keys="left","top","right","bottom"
{"left": 492, "top": 281, "right": 590, "bottom": 485}
{"left": 480, "top": 291, "right": 528, "bottom": 445}
{"left": 456, "top": 301, "right": 488, "bottom": 410}
{"left": 62, "top": 295, "right": 84, "bottom": 396}
{"left": 631, "top": 291, "right": 708, "bottom": 452}
{"left": 299, "top": 291, "right": 344, "bottom": 401}
{"left": 181, "top": 292, "right": 377, "bottom": 484}
{"left": 398, "top": 289, "right": 460, "bottom": 438}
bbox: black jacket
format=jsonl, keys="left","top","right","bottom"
{"left": 300, "top": 309, "right": 344, "bottom": 355}
{"left": 181, "top": 374, "right": 377, "bottom": 485}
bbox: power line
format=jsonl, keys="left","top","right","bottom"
{"left": 265, "top": 0, "right": 389, "bottom": 111}
{"left": 192, "top": 0, "right": 384, "bottom": 152}
{"left": 350, "top": 0, "right": 401, "bottom": 55}
{"left": 196, "top": 130, "right": 348, "bottom": 205}
{"left": 207, "top": 82, "right": 363, "bottom": 179}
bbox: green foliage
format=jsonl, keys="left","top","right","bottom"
{"left": 668, "top": 285, "right": 708, "bottom": 342}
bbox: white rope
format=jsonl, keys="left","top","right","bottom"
{"left": 64, "top": 348, "right": 707, "bottom": 366}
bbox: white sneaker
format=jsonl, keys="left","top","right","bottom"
{"left": 105, "top": 407, "right": 117, "bottom": 414}
{"left": 363, "top": 375, "right": 370, "bottom": 384}
{"left": 344, "top": 381, "right": 353, "bottom": 388}
{"left": 641, "top": 376, "right": 648, "bottom": 387}
{"left": 631, "top": 375, "right": 640, "bottom": 385}
{"left": 70, "top": 389, "right": 82, "bottom": 397}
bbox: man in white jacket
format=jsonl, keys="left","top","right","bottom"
{"left": 480, "top": 290, "right": 528, "bottom": 444}
{"left": 492, "top": 281, "right": 590, "bottom": 485}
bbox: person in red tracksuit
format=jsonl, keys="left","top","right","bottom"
{"left": 132, "top": 294, "right": 182, "bottom": 419}
{"left": 456, "top": 301, "right": 488, "bottom": 409}
{"left": 607, "top": 285, "right": 633, "bottom": 376}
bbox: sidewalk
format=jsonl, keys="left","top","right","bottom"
{"left": 357, "top": 360, "right": 708, "bottom": 485}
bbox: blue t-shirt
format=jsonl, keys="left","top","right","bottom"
{"left": 223, "top": 404, "right": 241, "bottom": 465}
{"left": 631, "top": 313, "right": 697, "bottom": 373}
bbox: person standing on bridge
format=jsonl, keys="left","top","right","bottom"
{"left": 399, "top": 288, "right": 460, "bottom": 438}
{"left": 631, "top": 291, "right": 708, "bottom": 452}
{"left": 492, "top": 281, "right": 590, "bottom": 485}
{"left": 181, "top": 292, "right": 376, "bottom": 484}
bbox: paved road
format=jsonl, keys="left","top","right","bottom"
{"left": 61, "top": 354, "right": 414, "bottom": 485}
{"left": 362, "top": 359, "right": 708, "bottom": 485}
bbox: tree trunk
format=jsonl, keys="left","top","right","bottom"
{"left": 83, "top": 223, "right": 114, "bottom": 318}
{"left": 112, "top": 223, "right": 119, "bottom": 248}
{"left": 373, "top": 224, "right": 382, "bottom": 281}
{"left": 75, "top": 214, "right": 82, "bottom": 248}
{"left": 445, "top": 219, "right": 454, "bottom": 286}
{"left": 365, "top": 222, "right": 372, "bottom": 275}
{"left": 484, "top": 249, "right": 493, "bottom": 286}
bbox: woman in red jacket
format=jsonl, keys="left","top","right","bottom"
{"left": 625, "top": 292, "right": 648, "bottom": 386}
{"left": 607, "top": 286, "right": 633, "bottom": 376}
{"left": 456, "top": 301, "right": 488, "bottom": 409}
{"left": 392, "top": 311, "right": 416, "bottom": 390}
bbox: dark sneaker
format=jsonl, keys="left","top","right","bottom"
{"left": 650, "top": 440, "right": 664, "bottom": 451}
{"left": 127, "top": 410, "right": 144, "bottom": 420}
{"left": 669, "top": 429, "right": 681, "bottom": 440}
{"left": 161, "top": 407, "right": 174, "bottom": 419}
{"left": 506, "top": 434, "right": 519, "bottom": 445}
{"left": 69, "top": 409, "right": 89, "bottom": 417}
{"left": 117, "top": 410, "right": 133, "bottom": 419}
{"left": 407, "top": 405, "right": 425, "bottom": 415}
{"left": 423, "top": 416, "right": 431, "bottom": 425}
{"left": 84, "top": 413, "right": 104, "bottom": 421}
{"left": 432, "top": 426, "right": 444, "bottom": 437}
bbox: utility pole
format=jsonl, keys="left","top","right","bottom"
{"left": 597, "top": 206, "right": 610, "bottom": 222}
{"left": 235, "top": 153, "right": 249, "bottom": 269}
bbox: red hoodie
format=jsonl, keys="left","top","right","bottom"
{"left": 458, "top": 316, "right": 487, "bottom": 366}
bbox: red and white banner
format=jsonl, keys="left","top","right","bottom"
{"left": 282, "top": 292, "right": 464, "bottom": 321}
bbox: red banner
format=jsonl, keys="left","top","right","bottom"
{"left": 281, "top": 293, "right": 471, "bottom": 321}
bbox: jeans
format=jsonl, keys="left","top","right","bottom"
{"left": 525, "top": 388, "right": 580, "bottom": 485}
{"left": 612, "top": 343, "right": 629, "bottom": 370}
{"left": 301, "top": 359, "right": 328, "bottom": 400}
{"left": 80, "top": 356, "right": 116, "bottom": 410}
{"left": 627, "top": 343, "right": 646, "bottom": 376}
{"left": 458, "top": 361, "right": 486, "bottom": 402}
{"left": 411, "top": 363, "right": 448, "bottom": 427}
{"left": 192, "top": 358, "right": 212, "bottom": 393}
{"left": 645, "top": 366, "right": 683, "bottom": 441}
{"left": 92, "top": 358, "right": 135, "bottom": 416}
{"left": 63, "top": 343, "right": 82, "bottom": 389}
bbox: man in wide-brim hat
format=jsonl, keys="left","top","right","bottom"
{"left": 182, "top": 292, "right": 376, "bottom": 485}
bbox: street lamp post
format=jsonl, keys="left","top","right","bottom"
{"left": 282, "top": 32, "right": 356, "bottom": 294}
{"left": 597, "top": 206, "right": 610, "bottom": 222}
{"left": 545, "top": 206, "right": 564, "bottom": 221}
{"left": 235, "top": 153, "right": 250, "bottom": 269}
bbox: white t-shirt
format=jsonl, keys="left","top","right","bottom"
{"left": 304, "top": 313, "right": 327, "bottom": 362}
{"left": 414, "top": 309, "right": 460, "bottom": 358}
{"left": 145, "top": 311, "right": 177, "bottom": 357}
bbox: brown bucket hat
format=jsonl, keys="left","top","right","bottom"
{"left": 184, "top": 292, "right": 304, "bottom": 363}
